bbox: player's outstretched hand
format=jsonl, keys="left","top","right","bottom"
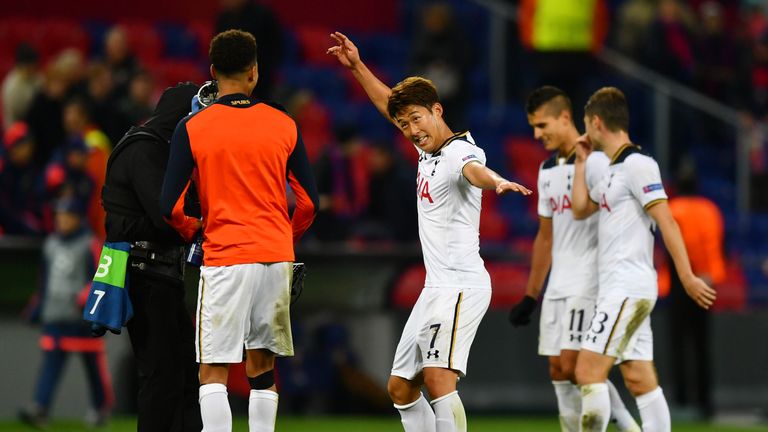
{"left": 508, "top": 295, "right": 538, "bottom": 327}
{"left": 326, "top": 31, "right": 361, "bottom": 69}
{"left": 496, "top": 181, "right": 532, "bottom": 196}
{"left": 575, "top": 133, "right": 593, "bottom": 163}
{"left": 683, "top": 275, "right": 717, "bottom": 309}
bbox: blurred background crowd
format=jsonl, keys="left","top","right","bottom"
{"left": 1, "top": 0, "right": 767, "bottom": 423}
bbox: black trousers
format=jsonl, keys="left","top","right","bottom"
{"left": 127, "top": 272, "right": 202, "bottom": 432}
{"left": 668, "top": 260, "right": 713, "bottom": 417}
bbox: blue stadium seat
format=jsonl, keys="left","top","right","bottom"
{"left": 157, "top": 22, "right": 199, "bottom": 60}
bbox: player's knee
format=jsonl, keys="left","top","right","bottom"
{"left": 574, "top": 359, "right": 595, "bottom": 385}
{"left": 621, "top": 368, "right": 656, "bottom": 397}
{"left": 387, "top": 376, "right": 418, "bottom": 405}
{"left": 548, "top": 357, "right": 565, "bottom": 380}
{"left": 248, "top": 370, "right": 275, "bottom": 390}
{"left": 560, "top": 361, "right": 577, "bottom": 383}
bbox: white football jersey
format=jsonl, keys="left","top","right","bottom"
{"left": 588, "top": 145, "right": 668, "bottom": 299}
{"left": 416, "top": 132, "right": 491, "bottom": 290}
{"left": 537, "top": 150, "right": 608, "bottom": 299}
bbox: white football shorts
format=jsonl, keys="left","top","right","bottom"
{"left": 391, "top": 287, "right": 491, "bottom": 379}
{"left": 581, "top": 295, "right": 655, "bottom": 362}
{"left": 538, "top": 296, "right": 596, "bottom": 356}
{"left": 196, "top": 262, "right": 294, "bottom": 364}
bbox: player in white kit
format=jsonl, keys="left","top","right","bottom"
{"left": 508, "top": 86, "right": 639, "bottom": 432}
{"left": 571, "top": 87, "right": 716, "bottom": 432}
{"left": 327, "top": 31, "right": 532, "bottom": 432}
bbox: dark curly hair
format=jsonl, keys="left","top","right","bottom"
{"left": 387, "top": 76, "right": 440, "bottom": 120}
{"left": 209, "top": 29, "right": 257, "bottom": 76}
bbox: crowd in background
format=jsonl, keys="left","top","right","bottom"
{"left": 2, "top": 0, "right": 768, "bottom": 243}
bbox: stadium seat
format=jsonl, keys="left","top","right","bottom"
{"left": 295, "top": 26, "right": 338, "bottom": 67}
{"left": 151, "top": 60, "right": 207, "bottom": 89}
{"left": 118, "top": 20, "right": 163, "bottom": 67}
{"left": 186, "top": 20, "right": 213, "bottom": 59}
{"left": 37, "top": 19, "right": 90, "bottom": 61}
{"left": 391, "top": 264, "right": 426, "bottom": 309}
{"left": 157, "top": 22, "right": 199, "bottom": 60}
{"left": 486, "top": 262, "right": 529, "bottom": 308}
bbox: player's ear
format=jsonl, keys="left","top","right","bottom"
{"left": 209, "top": 65, "right": 217, "bottom": 80}
{"left": 432, "top": 103, "right": 443, "bottom": 118}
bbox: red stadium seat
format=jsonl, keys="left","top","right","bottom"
{"left": 391, "top": 265, "right": 426, "bottom": 309}
{"left": 187, "top": 20, "right": 213, "bottom": 58}
{"left": 295, "top": 26, "right": 338, "bottom": 67}
{"left": 151, "top": 60, "right": 208, "bottom": 90}
{"left": 37, "top": 19, "right": 90, "bottom": 60}
{"left": 118, "top": 21, "right": 163, "bottom": 67}
{"left": 486, "top": 262, "right": 529, "bottom": 308}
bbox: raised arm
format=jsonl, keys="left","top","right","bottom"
{"left": 647, "top": 201, "right": 717, "bottom": 309}
{"left": 327, "top": 31, "right": 394, "bottom": 123}
{"left": 461, "top": 161, "right": 532, "bottom": 195}
{"left": 572, "top": 135, "right": 599, "bottom": 219}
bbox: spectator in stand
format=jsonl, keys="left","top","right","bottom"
{"left": 215, "top": 0, "right": 283, "bottom": 99}
{"left": 312, "top": 125, "right": 370, "bottom": 242}
{"left": 2, "top": 43, "right": 42, "bottom": 130}
{"left": 118, "top": 71, "right": 155, "bottom": 126}
{"left": 61, "top": 97, "right": 111, "bottom": 239}
{"left": 25, "top": 49, "right": 86, "bottom": 167}
{"left": 0, "top": 122, "right": 46, "bottom": 235}
{"left": 518, "top": 0, "right": 608, "bottom": 119}
{"left": 666, "top": 166, "right": 726, "bottom": 420}
{"left": 103, "top": 26, "right": 141, "bottom": 101}
{"left": 355, "top": 141, "right": 418, "bottom": 243}
{"left": 642, "top": 0, "right": 698, "bottom": 83}
{"left": 694, "top": 1, "right": 742, "bottom": 104}
{"left": 44, "top": 137, "right": 94, "bottom": 217}
{"left": 409, "top": 2, "right": 472, "bottom": 129}
{"left": 611, "top": 0, "right": 657, "bottom": 61}
{"left": 86, "top": 62, "right": 130, "bottom": 145}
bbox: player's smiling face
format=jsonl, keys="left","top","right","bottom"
{"left": 396, "top": 104, "right": 443, "bottom": 154}
{"left": 528, "top": 107, "right": 571, "bottom": 152}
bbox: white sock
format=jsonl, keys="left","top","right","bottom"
{"left": 606, "top": 380, "right": 641, "bottom": 432}
{"left": 394, "top": 393, "right": 436, "bottom": 432}
{"left": 553, "top": 380, "right": 581, "bottom": 432}
{"left": 430, "top": 391, "right": 467, "bottom": 432}
{"left": 248, "top": 389, "right": 278, "bottom": 432}
{"left": 199, "top": 383, "right": 231, "bottom": 432}
{"left": 636, "top": 387, "right": 671, "bottom": 432}
{"left": 580, "top": 383, "right": 610, "bottom": 432}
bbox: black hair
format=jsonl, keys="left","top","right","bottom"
{"left": 525, "top": 86, "right": 572, "bottom": 117}
{"left": 209, "top": 29, "right": 258, "bottom": 76}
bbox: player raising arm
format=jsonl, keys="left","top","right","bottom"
{"left": 571, "top": 87, "right": 715, "bottom": 432}
{"left": 328, "top": 31, "right": 530, "bottom": 432}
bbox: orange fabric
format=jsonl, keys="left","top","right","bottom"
{"left": 518, "top": 0, "right": 536, "bottom": 49}
{"left": 39, "top": 335, "right": 105, "bottom": 352}
{"left": 668, "top": 197, "right": 727, "bottom": 284}
{"left": 186, "top": 103, "right": 298, "bottom": 266}
{"left": 166, "top": 180, "right": 202, "bottom": 242}
{"left": 86, "top": 148, "right": 108, "bottom": 240}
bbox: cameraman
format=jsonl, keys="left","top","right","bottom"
{"left": 101, "top": 83, "right": 202, "bottom": 432}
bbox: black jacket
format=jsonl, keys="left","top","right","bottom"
{"left": 103, "top": 83, "right": 198, "bottom": 245}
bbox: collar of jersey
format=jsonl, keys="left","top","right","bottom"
{"left": 610, "top": 143, "right": 638, "bottom": 165}
{"left": 214, "top": 93, "right": 261, "bottom": 108}
{"left": 557, "top": 147, "right": 577, "bottom": 164}
{"left": 427, "top": 131, "right": 470, "bottom": 158}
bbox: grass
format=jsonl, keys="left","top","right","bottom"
{"left": 2, "top": 416, "right": 768, "bottom": 432}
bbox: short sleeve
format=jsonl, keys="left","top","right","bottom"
{"left": 445, "top": 140, "right": 486, "bottom": 174}
{"left": 586, "top": 151, "right": 608, "bottom": 203}
{"left": 537, "top": 164, "right": 552, "bottom": 218}
{"left": 626, "top": 155, "right": 668, "bottom": 209}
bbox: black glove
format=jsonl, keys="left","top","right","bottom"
{"left": 508, "top": 295, "right": 538, "bottom": 327}
{"left": 291, "top": 263, "right": 306, "bottom": 305}
{"left": 90, "top": 323, "right": 108, "bottom": 337}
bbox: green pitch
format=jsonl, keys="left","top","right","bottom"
{"left": 2, "top": 417, "right": 767, "bottom": 432}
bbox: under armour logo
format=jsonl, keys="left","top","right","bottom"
{"left": 607, "top": 173, "right": 615, "bottom": 188}
{"left": 585, "top": 334, "right": 597, "bottom": 343}
{"left": 543, "top": 180, "right": 550, "bottom": 189}
{"left": 569, "top": 334, "right": 582, "bottom": 342}
{"left": 427, "top": 350, "right": 440, "bottom": 359}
